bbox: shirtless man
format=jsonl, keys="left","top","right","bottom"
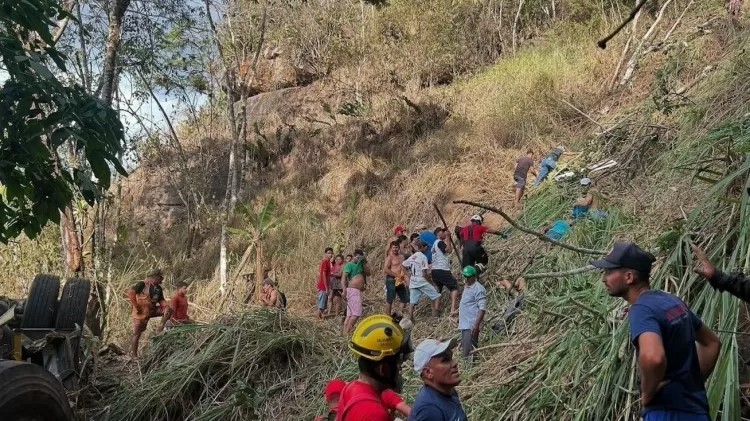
{"left": 384, "top": 241, "right": 409, "bottom": 316}
{"left": 342, "top": 249, "right": 371, "bottom": 334}
{"left": 260, "top": 279, "right": 280, "bottom": 308}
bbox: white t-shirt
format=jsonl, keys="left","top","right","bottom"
{"left": 431, "top": 239, "right": 451, "bottom": 271}
{"left": 403, "top": 252, "right": 429, "bottom": 288}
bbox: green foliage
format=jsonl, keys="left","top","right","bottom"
{"left": 0, "top": 0, "right": 126, "bottom": 242}
{"left": 230, "top": 199, "right": 284, "bottom": 242}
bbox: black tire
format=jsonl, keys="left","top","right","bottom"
{"left": 0, "top": 361, "right": 74, "bottom": 421}
{"left": 55, "top": 278, "right": 91, "bottom": 330}
{"left": 21, "top": 275, "right": 60, "bottom": 328}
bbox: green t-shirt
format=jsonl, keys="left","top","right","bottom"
{"left": 343, "top": 260, "right": 365, "bottom": 278}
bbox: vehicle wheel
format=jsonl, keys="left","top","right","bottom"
{"left": 55, "top": 278, "right": 91, "bottom": 330}
{"left": 21, "top": 275, "right": 60, "bottom": 328}
{"left": 0, "top": 361, "right": 73, "bottom": 421}
{"left": 56, "top": 278, "right": 91, "bottom": 372}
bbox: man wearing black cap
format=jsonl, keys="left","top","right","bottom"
{"left": 593, "top": 242, "right": 721, "bottom": 421}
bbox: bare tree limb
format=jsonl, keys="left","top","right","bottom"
{"left": 620, "top": 0, "right": 674, "bottom": 86}
{"left": 523, "top": 265, "right": 597, "bottom": 279}
{"left": 598, "top": 0, "right": 648, "bottom": 49}
{"left": 52, "top": 0, "right": 79, "bottom": 44}
{"left": 662, "top": 0, "right": 694, "bottom": 43}
{"left": 452, "top": 200, "right": 608, "bottom": 255}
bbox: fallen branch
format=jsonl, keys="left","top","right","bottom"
{"left": 597, "top": 0, "right": 648, "bottom": 49}
{"left": 452, "top": 200, "right": 608, "bottom": 255}
{"left": 559, "top": 98, "right": 604, "bottom": 129}
{"left": 620, "top": 0, "right": 674, "bottom": 86}
{"left": 523, "top": 265, "right": 598, "bottom": 279}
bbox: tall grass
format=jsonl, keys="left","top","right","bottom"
{"left": 103, "top": 310, "right": 358, "bottom": 420}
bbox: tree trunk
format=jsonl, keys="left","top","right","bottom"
{"left": 219, "top": 223, "right": 228, "bottom": 296}
{"left": 61, "top": 206, "right": 82, "bottom": 275}
{"left": 86, "top": 0, "right": 130, "bottom": 338}
{"left": 255, "top": 240, "right": 264, "bottom": 303}
{"left": 511, "top": 0, "right": 525, "bottom": 54}
{"left": 98, "top": 0, "right": 131, "bottom": 105}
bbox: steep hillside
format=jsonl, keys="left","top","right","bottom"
{"left": 2, "top": 0, "right": 748, "bottom": 419}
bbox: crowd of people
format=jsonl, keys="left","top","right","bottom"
{"left": 313, "top": 147, "right": 748, "bottom": 421}
{"left": 120, "top": 146, "right": 750, "bottom": 421}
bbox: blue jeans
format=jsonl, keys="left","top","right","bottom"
{"left": 644, "top": 410, "right": 710, "bottom": 421}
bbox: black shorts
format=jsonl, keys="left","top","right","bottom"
{"left": 431, "top": 269, "right": 458, "bottom": 292}
{"left": 462, "top": 241, "right": 488, "bottom": 268}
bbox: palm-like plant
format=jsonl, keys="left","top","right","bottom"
{"left": 228, "top": 199, "right": 284, "bottom": 303}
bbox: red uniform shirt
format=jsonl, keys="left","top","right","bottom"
{"left": 461, "top": 224, "right": 489, "bottom": 242}
{"left": 336, "top": 381, "right": 390, "bottom": 421}
{"left": 170, "top": 293, "right": 189, "bottom": 321}
{"left": 317, "top": 259, "right": 332, "bottom": 292}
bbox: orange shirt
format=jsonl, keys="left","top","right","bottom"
{"left": 129, "top": 291, "right": 152, "bottom": 321}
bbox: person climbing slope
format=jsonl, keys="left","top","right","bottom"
{"left": 454, "top": 214, "right": 504, "bottom": 273}
{"left": 594, "top": 242, "right": 721, "bottom": 420}
{"left": 127, "top": 269, "right": 172, "bottom": 357}
{"left": 533, "top": 146, "right": 564, "bottom": 186}
{"left": 336, "top": 315, "right": 411, "bottom": 421}
{"left": 513, "top": 149, "right": 537, "bottom": 207}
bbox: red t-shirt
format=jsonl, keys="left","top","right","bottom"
{"left": 336, "top": 381, "right": 390, "bottom": 421}
{"left": 461, "top": 224, "right": 489, "bottom": 242}
{"left": 170, "top": 293, "right": 189, "bottom": 321}
{"left": 317, "top": 259, "right": 332, "bottom": 292}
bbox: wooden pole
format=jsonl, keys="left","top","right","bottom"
{"left": 433, "top": 203, "right": 463, "bottom": 268}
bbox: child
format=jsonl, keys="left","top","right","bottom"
{"left": 315, "top": 379, "right": 346, "bottom": 421}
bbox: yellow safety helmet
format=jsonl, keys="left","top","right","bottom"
{"left": 349, "top": 315, "right": 406, "bottom": 361}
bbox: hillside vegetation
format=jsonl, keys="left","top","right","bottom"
{"left": 1, "top": 0, "right": 749, "bottom": 419}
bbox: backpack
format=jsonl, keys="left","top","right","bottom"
{"left": 278, "top": 290, "right": 287, "bottom": 309}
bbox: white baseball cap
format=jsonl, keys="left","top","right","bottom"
{"left": 470, "top": 214, "right": 483, "bottom": 223}
{"left": 413, "top": 338, "right": 457, "bottom": 373}
{"left": 580, "top": 177, "right": 592, "bottom": 186}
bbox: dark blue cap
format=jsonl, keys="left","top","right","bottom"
{"left": 591, "top": 242, "right": 655, "bottom": 273}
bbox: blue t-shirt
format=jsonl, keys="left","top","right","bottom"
{"left": 408, "top": 386, "right": 467, "bottom": 421}
{"left": 546, "top": 220, "right": 570, "bottom": 241}
{"left": 628, "top": 290, "right": 708, "bottom": 415}
{"left": 418, "top": 232, "right": 437, "bottom": 263}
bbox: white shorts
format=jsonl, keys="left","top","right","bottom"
{"left": 410, "top": 283, "right": 440, "bottom": 304}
